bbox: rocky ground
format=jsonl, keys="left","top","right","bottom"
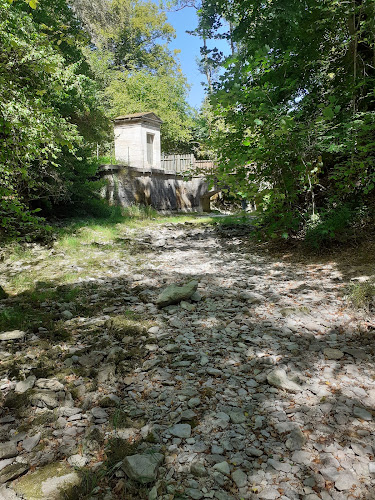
{"left": 0, "top": 217, "right": 374, "bottom": 500}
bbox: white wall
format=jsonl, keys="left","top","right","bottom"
{"left": 114, "top": 120, "right": 161, "bottom": 169}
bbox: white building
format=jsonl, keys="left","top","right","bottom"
{"left": 114, "top": 112, "right": 162, "bottom": 169}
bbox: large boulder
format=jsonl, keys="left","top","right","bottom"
{"left": 122, "top": 453, "right": 164, "bottom": 484}
{"left": 267, "top": 368, "right": 301, "bottom": 393}
{"left": 155, "top": 280, "right": 199, "bottom": 308}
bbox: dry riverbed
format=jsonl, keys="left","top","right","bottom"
{"left": 0, "top": 215, "right": 374, "bottom": 500}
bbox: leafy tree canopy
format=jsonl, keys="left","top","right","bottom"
{"left": 197, "top": 0, "right": 375, "bottom": 241}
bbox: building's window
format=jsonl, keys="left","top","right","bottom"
{"left": 147, "top": 133, "right": 154, "bottom": 165}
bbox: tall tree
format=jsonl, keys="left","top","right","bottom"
{"left": 198, "top": 0, "right": 375, "bottom": 239}
{"left": 71, "top": 0, "right": 194, "bottom": 152}
{"left": 0, "top": 0, "right": 109, "bottom": 236}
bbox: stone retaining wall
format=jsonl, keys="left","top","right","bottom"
{"left": 99, "top": 165, "right": 215, "bottom": 212}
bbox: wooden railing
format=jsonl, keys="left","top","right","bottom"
{"left": 161, "top": 154, "right": 215, "bottom": 174}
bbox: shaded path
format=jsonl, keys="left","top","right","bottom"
{"left": 0, "top": 221, "right": 374, "bottom": 499}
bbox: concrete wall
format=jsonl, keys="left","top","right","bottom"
{"left": 100, "top": 165, "right": 215, "bottom": 212}
{"left": 114, "top": 122, "right": 161, "bottom": 169}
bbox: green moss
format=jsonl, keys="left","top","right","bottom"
{"left": 31, "top": 411, "right": 56, "bottom": 426}
{"left": 98, "top": 397, "right": 117, "bottom": 408}
{"left": 279, "top": 305, "right": 310, "bottom": 317}
{"left": 105, "top": 315, "right": 147, "bottom": 340}
{"left": 13, "top": 462, "right": 79, "bottom": 500}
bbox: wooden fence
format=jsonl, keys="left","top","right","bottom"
{"left": 161, "top": 154, "right": 215, "bottom": 174}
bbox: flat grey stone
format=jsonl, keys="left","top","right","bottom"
{"left": 228, "top": 411, "right": 246, "bottom": 424}
{"left": 323, "top": 348, "right": 344, "bottom": 360}
{"left": 156, "top": 280, "right": 198, "bottom": 307}
{"left": 334, "top": 471, "right": 357, "bottom": 491}
{"left": 181, "top": 409, "right": 196, "bottom": 420}
{"left": 190, "top": 462, "right": 207, "bottom": 477}
{"left": 242, "top": 292, "right": 264, "bottom": 304}
{"left": 206, "top": 367, "right": 222, "bottom": 376}
{"left": 15, "top": 376, "right": 36, "bottom": 394}
{"left": 286, "top": 427, "right": 306, "bottom": 450}
{"left": 231, "top": 468, "right": 247, "bottom": 487}
{"left": 36, "top": 378, "right": 64, "bottom": 391}
{"left": 0, "top": 442, "right": 18, "bottom": 460}
{"left": 185, "top": 488, "right": 204, "bottom": 499}
{"left": 91, "top": 407, "right": 108, "bottom": 419}
{"left": 0, "top": 463, "right": 28, "bottom": 484}
{"left": 61, "top": 310, "right": 73, "bottom": 320}
{"left": 164, "top": 344, "right": 179, "bottom": 353}
{"left": 188, "top": 397, "right": 201, "bottom": 408}
{"left": 0, "top": 331, "right": 25, "bottom": 341}
{"left": 0, "top": 485, "right": 21, "bottom": 500}
{"left": 215, "top": 492, "right": 236, "bottom": 500}
{"left": 31, "top": 391, "right": 59, "bottom": 409}
{"left": 247, "top": 446, "right": 263, "bottom": 457}
{"left": 320, "top": 466, "right": 340, "bottom": 482}
{"left": 258, "top": 487, "right": 281, "bottom": 499}
{"left": 169, "top": 424, "right": 191, "bottom": 439}
{"left": 122, "top": 453, "right": 163, "bottom": 484}
{"left": 268, "top": 458, "right": 291, "bottom": 473}
{"left": 342, "top": 347, "right": 368, "bottom": 360}
{"left": 213, "top": 461, "right": 230, "bottom": 475}
{"left": 291, "top": 450, "right": 311, "bottom": 465}
{"left": 142, "top": 358, "right": 161, "bottom": 371}
{"left": 0, "top": 459, "right": 14, "bottom": 472}
{"left": 22, "top": 433, "right": 41, "bottom": 452}
{"left": 353, "top": 406, "right": 372, "bottom": 420}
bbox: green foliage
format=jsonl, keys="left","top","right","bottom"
{"left": 0, "top": 0, "right": 110, "bottom": 238}
{"left": 304, "top": 206, "right": 356, "bottom": 250}
{"left": 72, "top": 0, "right": 194, "bottom": 152}
{"left": 197, "top": 0, "right": 375, "bottom": 243}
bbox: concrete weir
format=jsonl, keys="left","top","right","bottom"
{"left": 99, "top": 164, "right": 217, "bottom": 212}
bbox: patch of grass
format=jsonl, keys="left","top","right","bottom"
{"left": 105, "top": 437, "right": 139, "bottom": 469}
{"left": 212, "top": 213, "right": 254, "bottom": 227}
{"left": 111, "top": 408, "right": 132, "bottom": 429}
{"left": 122, "top": 204, "right": 158, "bottom": 220}
{"left": 62, "top": 468, "right": 104, "bottom": 500}
{"left": 348, "top": 280, "right": 375, "bottom": 310}
{"left": 0, "top": 304, "right": 49, "bottom": 332}
{"left": 105, "top": 314, "right": 150, "bottom": 340}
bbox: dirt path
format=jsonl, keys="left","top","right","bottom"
{"left": 0, "top": 220, "right": 374, "bottom": 499}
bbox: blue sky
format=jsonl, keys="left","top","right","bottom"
{"left": 166, "top": 6, "right": 229, "bottom": 109}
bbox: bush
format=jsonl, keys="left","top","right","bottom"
{"left": 304, "top": 205, "right": 356, "bottom": 250}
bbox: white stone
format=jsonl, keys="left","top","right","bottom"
{"left": 0, "top": 331, "right": 25, "bottom": 341}
{"left": 267, "top": 368, "right": 301, "bottom": 392}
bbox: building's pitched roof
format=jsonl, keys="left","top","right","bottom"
{"left": 114, "top": 112, "right": 163, "bottom": 123}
